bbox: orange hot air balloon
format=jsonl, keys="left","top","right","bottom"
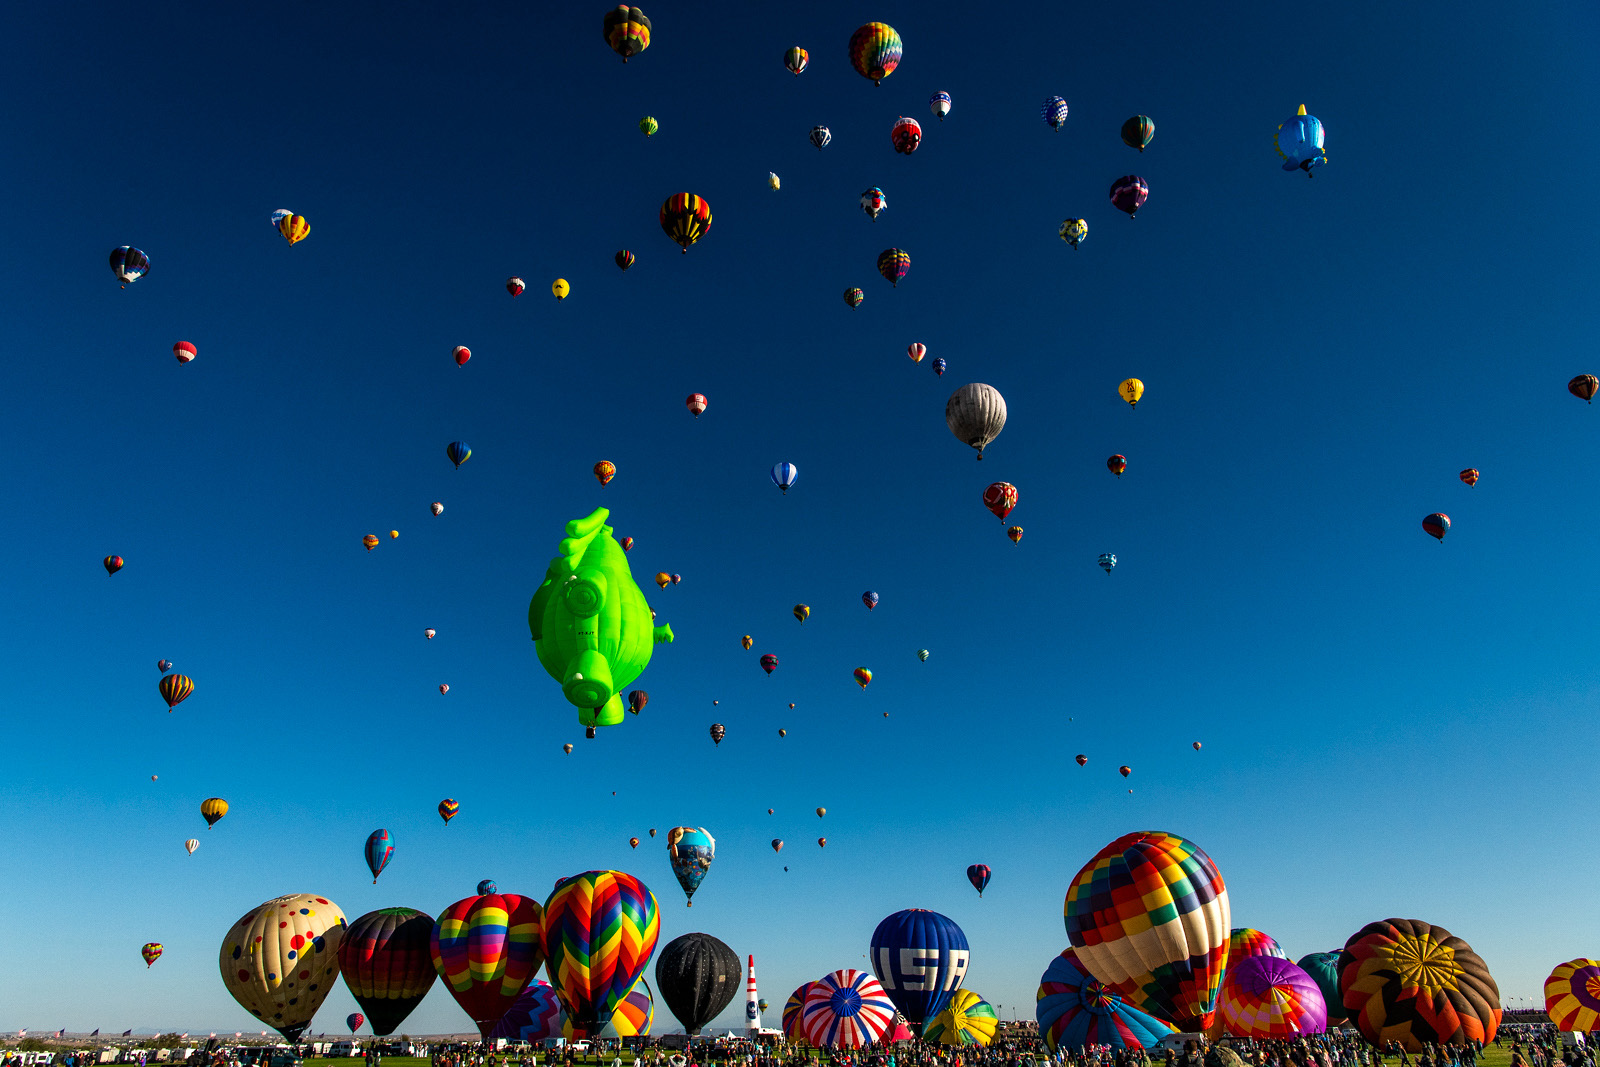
{"left": 593, "top": 460, "right": 616, "bottom": 486}
{"left": 655, "top": 572, "right": 670, "bottom": 590}
{"left": 686, "top": 394, "right": 708, "bottom": 418}
{"left": 363, "top": 535, "right": 380, "bottom": 551}
{"left": 1119, "top": 765, "right": 1131, "bottom": 777}
{"left": 630, "top": 838, "right": 640, "bottom": 849}
{"left": 853, "top": 668, "right": 873, "bottom": 690}
{"left": 1007, "top": 526, "right": 1023, "bottom": 544}
{"left": 1460, "top": 468, "right": 1479, "bottom": 487}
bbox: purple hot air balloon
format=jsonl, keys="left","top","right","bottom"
{"left": 1109, "top": 176, "right": 1149, "bottom": 218}
{"left": 1217, "top": 956, "right": 1327, "bottom": 1038}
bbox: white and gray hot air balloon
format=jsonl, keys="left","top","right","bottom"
{"left": 945, "top": 383, "right": 1007, "bottom": 459}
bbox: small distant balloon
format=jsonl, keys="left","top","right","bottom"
{"left": 778, "top": 729, "right": 787, "bottom": 737}
{"left": 105, "top": 555, "right": 124, "bottom": 575}
{"left": 742, "top": 635, "right": 753, "bottom": 650}
{"left": 983, "top": 482, "right": 1018, "bottom": 521}
{"left": 1059, "top": 218, "right": 1088, "bottom": 249}
{"left": 365, "top": 829, "right": 393, "bottom": 883}
{"left": 431, "top": 502, "right": 444, "bottom": 516}
{"left": 1193, "top": 742, "right": 1202, "bottom": 751}
{"left": 1007, "top": 526, "right": 1023, "bottom": 544}
{"left": 1121, "top": 115, "right": 1156, "bottom": 152}
{"left": 1098, "top": 553, "right": 1117, "bottom": 575}
{"left": 853, "top": 668, "right": 873, "bottom": 690}
{"left": 1275, "top": 104, "right": 1327, "bottom": 176}
{"left": 389, "top": 530, "right": 398, "bottom": 539}
{"left": 844, "top": 287, "right": 865, "bottom": 308}
{"left": 649, "top": 828, "right": 657, "bottom": 837}
{"left": 439, "top": 684, "right": 449, "bottom": 695}
{"left": 794, "top": 604, "right": 810, "bottom": 623}
{"left": 158, "top": 660, "right": 172, "bottom": 673}
{"left": 425, "top": 628, "right": 436, "bottom": 639}
{"left": 1075, "top": 754, "right": 1087, "bottom": 766}
{"left": 278, "top": 214, "right": 310, "bottom": 245}
{"left": 1119, "top": 379, "right": 1144, "bottom": 408}
{"left": 447, "top": 441, "right": 471, "bottom": 468}
{"left": 453, "top": 345, "right": 471, "bottom": 367}
{"left": 476, "top": 879, "right": 496, "bottom": 895}
{"left": 709, "top": 723, "right": 726, "bottom": 746}
{"left": 1570, "top": 375, "right": 1599, "bottom": 403}
{"left": 816, "top": 807, "right": 826, "bottom": 818}
{"left": 877, "top": 248, "right": 910, "bottom": 287}
{"left": 817, "top": 837, "right": 827, "bottom": 848}
{"left": 917, "top": 649, "right": 929, "bottom": 662}
{"left": 628, "top": 690, "right": 648, "bottom": 715}
{"left": 655, "top": 572, "right": 670, "bottom": 590}
{"left": 621, "top": 537, "right": 633, "bottom": 551}
{"left": 615, "top": 250, "right": 636, "bottom": 272}
{"left": 552, "top": 278, "right": 570, "bottom": 300}
{"left": 594, "top": 460, "right": 616, "bottom": 486}
{"left": 174, "top": 341, "right": 197, "bottom": 363}
{"left": 930, "top": 92, "right": 951, "bottom": 121}
{"left": 439, "top": 799, "right": 458, "bottom": 824}
{"left": 890, "top": 116, "right": 922, "bottom": 155}
{"left": 159, "top": 673, "right": 194, "bottom": 712}
{"left": 1423, "top": 513, "right": 1451, "bottom": 541}
{"left": 363, "top": 534, "right": 380, "bottom": 551}
{"left": 1460, "top": 469, "right": 1479, "bottom": 487}
{"left": 630, "top": 837, "right": 640, "bottom": 849}
{"left": 506, "top": 277, "right": 526, "bottom": 296}
{"left": 908, "top": 342, "right": 926, "bottom": 363}
{"left": 201, "top": 797, "right": 228, "bottom": 827}
{"left": 771, "top": 461, "right": 799, "bottom": 494}
{"left": 1110, "top": 176, "right": 1149, "bottom": 217}
{"left": 639, "top": 116, "right": 658, "bottom": 137}
{"left": 932, "top": 358, "right": 947, "bottom": 376}
{"left": 142, "top": 943, "right": 163, "bottom": 967}
{"left": 862, "top": 591, "right": 879, "bottom": 611}
{"left": 670, "top": 573, "right": 681, "bottom": 585}
{"left": 772, "top": 839, "right": 784, "bottom": 852}
{"left": 110, "top": 246, "right": 151, "bottom": 287}
{"left": 563, "top": 743, "right": 573, "bottom": 754}
{"left": 1041, "top": 96, "right": 1069, "bottom": 130}
{"left": 760, "top": 654, "right": 779, "bottom": 676}
{"left": 784, "top": 46, "right": 809, "bottom": 75}
{"left": 768, "top": 172, "right": 781, "bottom": 191}
{"left": 848, "top": 22, "right": 902, "bottom": 85}
{"left": 810, "top": 126, "right": 832, "bottom": 150}
{"left": 1108, "top": 454, "right": 1127, "bottom": 478}
{"left": 1119, "top": 765, "right": 1131, "bottom": 778}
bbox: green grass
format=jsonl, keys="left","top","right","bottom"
{"left": 303, "top": 1060, "right": 430, "bottom": 1067}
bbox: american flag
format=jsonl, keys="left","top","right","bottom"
{"left": 91, "top": 1031, "right": 100, "bottom": 1037}
{"left": 17, "top": 1031, "right": 26, "bottom": 1037}
{"left": 123, "top": 1031, "right": 133, "bottom": 1037}
{"left": 55, "top": 1030, "right": 65, "bottom": 1038}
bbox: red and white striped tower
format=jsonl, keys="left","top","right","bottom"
{"left": 744, "top": 954, "right": 761, "bottom": 1036}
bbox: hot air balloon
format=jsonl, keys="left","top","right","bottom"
{"left": 1423, "top": 513, "right": 1450, "bottom": 541}
{"left": 810, "top": 126, "right": 832, "bottom": 150}
{"left": 1193, "top": 741, "right": 1202, "bottom": 751}
{"left": 917, "top": 650, "right": 930, "bottom": 662}
{"left": 670, "top": 574, "right": 681, "bottom": 585}
{"left": 771, "top": 462, "right": 798, "bottom": 494}
{"left": 1459, "top": 468, "right": 1479, "bottom": 487}
{"left": 768, "top": 172, "right": 781, "bottom": 191}
{"left": 869, "top": 910, "right": 969, "bottom": 1035}
{"left": 347, "top": 1014, "right": 364, "bottom": 1033}
{"left": 425, "top": 629, "right": 436, "bottom": 640}
{"left": 1339, "top": 918, "right": 1500, "bottom": 1050}
{"left": 1110, "top": 176, "right": 1149, "bottom": 217}
{"left": 1295, "top": 953, "right": 1350, "bottom": 1025}
{"left": 983, "top": 482, "right": 1018, "bottom": 521}
{"left": 665, "top": 827, "right": 715, "bottom": 906}
{"left": 279, "top": 215, "right": 310, "bottom": 245}
{"left": 620, "top": 537, "right": 633, "bottom": 551}
{"left": 860, "top": 187, "right": 888, "bottom": 221}
{"left": 563, "top": 744, "right": 573, "bottom": 754}
{"left": 431, "top": 502, "right": 444, "bottom": 516}
{"left": 778, "top": 729, "right": 787, "bottom": 737}
{"left": 110, "top": 246, "right": 150, "bottom": 286}
{"left": 1075, "top": 755, "right": 1087, "bottom": 766}
{"left": 158, "top": 659, "right": 172, "bottom": 673}
{"left": 639, "top": 116, "right": 658, "bottom": 137}
{"left": 1229, "top": 929, "right": 1288, "bottom": 962}
{"left": 784, "top": 983, "right": 816, "bottom": 1040}
{"left": 854, "top": 668, "right": 872, "bottom": 689}
{"left": 931, "top": 92, "right": 951, "bottom": 121}
{"left": 552, "top": 279, "right": 570, "bottom": 300}
{"left": 1570, "top": 375, "right": 1599, "bottom": 402}
{"left": 271, "top": 209, "right": 292, "bottom": 229}
{"left": 1121, "top": 116, "right": 1155, "bottom": 152}
{"left": 628, "top": 690, "right": 648, "bottom": 715}
{"left": 815, "top": 807, "right": 826, "bottom": 818}
{"left": 593, "top": 460, "right": 616, "bottom": 487}
{"left": 489, "top": 981, "right": 566, "bottom": 1042}
{"left": 1108, "top": 455, "right": 1127, "bottom": 478}
{"left": 1118, "top": 766, "right": 1132, "bottom": 778}
{"left": 654, "top": 933, "right": 739, "bottom": 1035}
{"left": 438, "top": 799, "right": 458, "bottom": 824}
{"left": 653, "top": 572, "right": 670, "bottom": 590}
{"left": 1041, "top": 97, "right": 1069, "bottom": 130}
{"left": 848, "top": 22, "right": 902, "bottom": 85}
{"left": 452, "top": 345, "right": 471, "bottom": 367}
{"left": 844, "top": 287, "right": 865, "bottom": 308}
{"left": 1063, "top": 832, "right": 1229, "bottom": 1031}
{"left": 932, "top": 358, "right": 947, "bottom": 376}
{"left": 862, "top": 591, "right": 879, "bottom": 611}
{"left": 682, "top": 393, "right": 708, "bottom": 419}
{"left": 507, "top": 277, "right": 526, "bottom": 296}
{"left": 105, "top": 555, "right": 124, "bottom": 575}
{"left": 540, "top": 870, "right": 659, "bottom": 1038}
{"left": 143, "top": 942, "right": 163, "bottom": 967}
{"left": 709, "top": 723, "right": 725, "bottom": 746}
{"left": 447, "top": 441, "right": 471, "bottom": 468}
{"left": 185, "top": 838, "right": 199, "bottom": 855}
{"left": 602, "top": 5, "right": 651, "bottom": 61}
{"left": 890, "top": 117, "right": 922, "bottom": 155}
{"left": 363, "top": 535, "right": 380, "bottom": 552}
{"left": 793, "top": 604, "right": 810, "bottom": 623}
{"left": 785, "top": 47, "right": 808, "bottom": 75}
{"left": 563, "top": 977, "right": 654, "bottom": 1040}
{"left": 339, "top": 908, "right": 439, "bottom": 1036}
{"left": 1008, "top": 525, "right": 1024, "bottom": 543}
{"left": 804, "top": 969, "right": 896, "bottom": 1047}
{"left": 660, "top": 194, "right": 712, "bottom": 254}
{"left": 432, "top": 892, "right": 546, "bottom": 1038}
{"left": 219, "top": 893, "right": 348, "bottom": 1040}
{"left": 365, "top": 830, "right": 394, "bottom": 883}
{"left": 160, "top": 673, "right": 194, "bottom": 712}
{"left": 174, "top": 341, "right": 197, "bottom": 363}
{"left": 478, "top": 881, "right": 498, "bottom": 895}
{"left": 908, "top": 342, "right": 927, "bottom": 363}
{"left": 947, "top": 383, "right": 1007, "bottom": 459}
{"left": 877, "top": 248, "right": 910, "bottom": 287}
{"left": 926, "top": 989, "right": 999, "bottom": 1046}
{"left": 1545, "top": 959, "right": 1600, "bottom": 1031}
{"left": 818, "top": 837, "right": 826, "bottom": 847}
{"left": 1059, "top": 219, "right": 1088, "bottom": 249}
{"left": 1275, "top": 105, "right": 1327, "bottom": 176}
{"left": 1035, "top": 947, "right": 1177, "bottom": 1052}
{"left": 967, "top": 865, "right": 991, "bottom": 897}
{"left": 202, "top": 797, "right": 229, "bottom": 827}
{"left": 771, "top": 840, "right": 783, "bottom": 853}
{"left": 1119, "top": 379, "right": 1144, "bottom": 408}
{"left": 1219, "top": 957, "right": 1327, "bottom": 1038}
{"left": 439, "top": 684, "right": 450, "bottom": 695}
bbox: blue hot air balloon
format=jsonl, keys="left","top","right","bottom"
{"left": 477, "top": 879, "right": 498, "bottom": 895}
{"left": 869, "top": 909, "right": 971, "bottom": 1036}
{"left": 1041, "top": 96, "right": 1069, "bottom": 130}
{"left": 932, "top": 358, "right": 947, "bottom": 376}
{"left": 770, "top": 462, "right": 798, "bottom": 495}
{"left": 110, "top": 246, "right": 151, "bottom": 287}
{"left": 666, "top": 825, "right": 716, "bottom": 905}
{"left": 365, "top": 829, "right": 394, "bottom": 883}
{"left": 1275, "top": 105, "right": 1326, "bottom": 176}
{"left": 862, "top": 591, "right": 879, "bottom": 611}
{"left": 447, "top": 441, "right": 471, "bottom": 468}
{"left": 1098, "top": 553, "right": 1117, "bottom": 575}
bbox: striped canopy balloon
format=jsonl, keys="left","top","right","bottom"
{"left": 783, "top": 982, "right": 815, "bottom": 1041}
{"left": 924, "top": 988, "right": 998, "bottom": 1046}
{"left": 541, "top": 871, "right": 660, "bottom": 1038}
{"left": 337, "top": 907, "right": 438, "bottom": 1036}
{"left": 1229, "top": 928, "right": 1288, "bottom": 963}
{"left": 1339, "top": 918, "right": 1500, "bottom": 1051}
{"left": 1035, "top": 948, "right": 1175, "bottom": 1053}
{"left": 802, "top": 969, "right": 895, "bottom": 1048}
{"left": 490, "top": 981, "right": 565, "bottom": 1042}
{"left": 1545, "top": 959, "right": 1600, "bottom": 1031}
{"left": 1218, "top": 956, "right": 1326, "bottom": 1038}
{"left": 430, "top": 893, "right": 546, "bottom": 1037}
{"left": 567, "top": 977, "right": 654, "bottom": 1038}
{"left": 1063, "top": 830, "right": 1230, "bottom": 1031}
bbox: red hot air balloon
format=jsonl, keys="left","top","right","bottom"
{"left": 506, "top": 277, "right": 526, "bottom": 297}
{"left": 686, "top": 394, "right": 707, "bottom": 418}
{"left": 1109, "top": 176, "right": 1149, "bottom": 217}
{"left": 173, "top": 342, "right": 197, "bottom": 363}
{"left": 908, "top": 343, "right": 927, "bottom": 363}
{"left": 891, "top": 117, "right": 922, "bottom": 155}
{"left": 983, "top": 482, "right": 1018, "bottom": 521}
{"left": 1570, "top": 375, "right": 1599, "bottom": 403}
{"left": 1108, "top": 455, "right": 1127, "bottom": 478}
{"left": 1422, "top": 513, "right": 1451, "bottom": 541}
{"left": 1460, "top": 469, "right": 1479, "bottom": 487}
{"left": 104, "top": 555, "right": 124, "bottom": 575}
{"left": 630, "top": 837, "right": 639, "bottom": 849}
{"left": 1075, "top": 754, "right": 1087, "bottom": 766}
{"left": 1118, "top": 765, "right": 1131, "bottom": 778}
{"left": 453, "top": 346, "right": 471, "bottom": 367}
{"left": 760, "top": 654, "right": 778, "bottom": 675}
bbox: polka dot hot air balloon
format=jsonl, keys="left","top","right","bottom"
{"left": 802, "top": 969, "right": 896, "bottom": 1047}
{"left": 783, "top": 983, "right": 816, "bottom": 1040}
{"left": 847, "top": 22, "right": 902, "bottom": 85}
{"left": 1063, "top": 831, "right": 1231, "bottom": 1031}
{"left": 540, "top": 870, "right": 660, "bottom": 1039}
{"left": 660, "top": 194, "right": 711, "bottom": 254}
{"left": 925, "top": 989, "right": 998, "bottom": 1045}
{"left": 1545, "top": 959, "right": 1600, "bottom": 1031}
{"left": 219, "top": 894, "right": 349, "bottom": 1041}
{"left": 1035, "top": 948, "right": 1176, "bottom": 1053}
{"left": 1338, "top": 918, "right": 1500, "bottom": 1051}
{"left": 430, "top": 892, "right": 547, "bottom": 1038}
{"left": 1228, "top": 929, "right": 1288, "bottom": 963}
{"left": 338, "top": 908, "right": 439, "bottom": 1036}
{"left": 143, "top": 942, "right": 163, "bottom": 967}
{"left": 1218, "top": 956, "right": 1327, "bottom": 1038}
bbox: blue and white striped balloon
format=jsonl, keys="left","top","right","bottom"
{"left": 1098, "top": 553, "right": 1117, "bottom": 574}
{"left": 770, "top": 461, "right": 799, "bottom": 494}
{"left": 1041, "top": 96, "right": 1069, "bottom": 130}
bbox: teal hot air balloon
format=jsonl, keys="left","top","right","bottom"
{"left": 665, "top": 826, "right": 715, "bottom": 905}
{"left": 365, "top": 829, "right": 394, "bottom": 883}
{"left": 1121, "top": 115, "right": 1155, "bottom": 152}
{"left": 1275, "top": 105, "right": 1327, "bottom": 175}
{"left": 1294, "top": 952, "right": 1350, "bottom": 1024}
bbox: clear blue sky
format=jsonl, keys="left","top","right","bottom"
{"left": 2, "top": 0, "right": 1598, "bottom": 1036}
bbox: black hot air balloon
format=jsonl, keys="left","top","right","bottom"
{"left": 336, "top": 908, "right": 439, "bottom": 1036}
{"left": 654, "top": 932, "right": 742, "bottom": 1037}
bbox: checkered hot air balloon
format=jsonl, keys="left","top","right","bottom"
{"left": 540, "top": 871, "right": 660, "bottom": 1039}
{"left": 1035, "top": 947, "right": 1176, "bottom": 1053}
{"left": 1218, "top": 956, "right": 1327, "bottom": 1038}
{"left": 1228, "top": 928, "right": 1288, "bottom": 963}
{"left": 802, "top": 969, "right": 895, "bottom": 1048}
{"left": 1545, "top": 959, "right": 1600, "bottom": 1031}
{"left": 1041, "top": 96, "right": 1069, "bottom": 130}
{"left": 431, "top": 893, "right": 547, "bottom": 1037}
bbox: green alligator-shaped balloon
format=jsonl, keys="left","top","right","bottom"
{"left": 529, "top": 507, "right": 673, "bottom": 731}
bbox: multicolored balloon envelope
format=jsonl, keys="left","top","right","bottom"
{"left": 431, "top": 893, "right": 547, "bottom": 1037}
{"left": 337, "top": 907, "right": 438, "bottom": 1036}
{"left": 654, "top": 932, "right": 740, "bottom": 1036}
{"left": 925, "top": 988, "right": 999, "bottom": 1045}
{"left": 142, "top": 942, "right": 163, "bottom": 967}
{"left": 1545, "top": 959, "right": 1600, "bottom": 1031}
{"left": 660, "top": 194, "right": 712, "bottom": 254}
{"left": 588, "top": 978, "right": 654, "bottom": 1038}
{"left": 1228, "top": 928, "right": 1287, "bottom": 962}
{"left": 783, "top": 982, "right": 815, "bottom": 1040}
{"left": 365, "top": 829, "right": 393, "bottom": 883}
{"left": 869, "top": 909, "right": 970, "bottom": 1034}
{"left": 802, "top": 969, "right": 896, "bottom": 1047}
{"left": 219, "top": 893, "right": 348, "bottom": 1042}
{"left": 1035, "top": 948, "right": 1176, "bottom": 1052}
{"left": 1295, "top": 953, "right": 1349, "bottom": 1025}
{"left": 541, "top": 870, "right": 660, "bottom": 1038}
{"left": 1218, "top": 956, "right": 1326, "bottom": 1038}
{"left": 490, "top": 979, "right": 566, "bottom": 1042}
{"left": 966, "top": 864, "right": 991, "bottom": 897}
{"left": 1338, "top": 918, "right": 1500, "bottom": 1051}
{"left": 665, "top": 826, "right": 715, "bottom": 905}
{"left": 346, "top": 1013, "right": 364, "bottom": 1033}
{"left": 1063, "top": 831, "right": 1230, "bottom": 1031}
{"left": 602, "top": 5, "right": 651, "bottom": 61}
{"left": 848, "top": 22, "right": 901, "bottom": 85}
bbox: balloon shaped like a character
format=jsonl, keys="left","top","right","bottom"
{"left": 431, "top": 892, "right": 547, "bottom": 1037}
{"left": 665, "top": 826, "right": 715, "bottom": 905}
{"left": 1338, "top": 918, "right": 1500, "bottom": 1051}
{"left": 529, "top": 508, "right": 674, "bottom": 732}
{"left": 219, "top": 893, "right": 348, "bottom": 1041}
{"left": 339, "top": 907, "right": 439, "bottom": 1036}
{"left": 1275, "top": 105, "right": 1327, "bottom": 175}
{"left": 1035, "top": 947, "right": 1176, "bottom": 1053}
{"left": 870, "top": 908, "right": 970, "bottom": 1035}
{"left": 540, "top": 870, "right": 660, "bottom": 1039}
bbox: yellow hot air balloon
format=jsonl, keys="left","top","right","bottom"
{"left": 363, "top": 535, "right": 380, "bottom": 551}
{"left": 389, "top": 530, "right": 399, "bottom": 539}
{"left": 1119, "top": 378, "right": 1145, "bottom": 409}
{"left": 201, "top": 797, "right": 229, "bottom": 827}
{"left": 219, "top": 893, "right": 347, "bottom": 1041}
{"left": 278, "top": 214, "right": 310, "bottom": 245}
{"left": 552, "top": 279, "right": 570, "bottom": 300}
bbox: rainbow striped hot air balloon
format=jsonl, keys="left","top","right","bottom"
{"left": 438, "top": 798, "right": 459, "bottom": 824}
{"left": 847, "top": 22, "right": 902, "bottom": 85}
{"left": 430, "top": 893, "right": 547, "bottom": 1038}
{"left": 1545, "top": 959, "right": 1600, "bottom": 1032}
{"left": 803, "top": 969, "right": 895, "bottom": 1047}
{"left": 1229, "top": 928, "right": 1288, "bottom": 963}
{"left": 1035, "top": 948, "right": 1176, "bottom": 1052}
{"left": 541, "top": 870, "right": 660, "bottom": 1039}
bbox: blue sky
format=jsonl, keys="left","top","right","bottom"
{"left": 2, "top": 0, "right": 1598, "bottom": 1036}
